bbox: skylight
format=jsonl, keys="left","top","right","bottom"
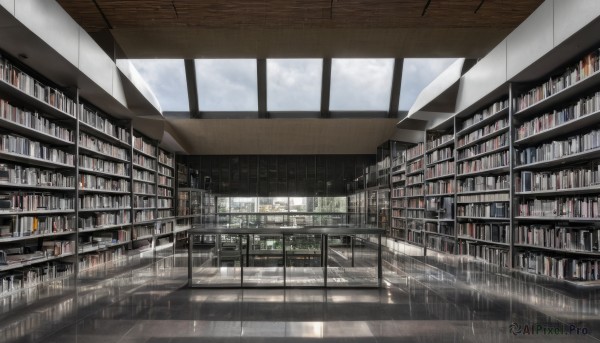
{"left": 329, "top": 59, "right": 394, "bottom": 111}
{"left": 399, "top": 58, "right": 458, "bottom": 111}
{"left": 267, "top": 59, "right": 322, "bottom": 111}
{"left": 128, "top": 59, "right": 189, "bottom": 112}
{"left": 195, "top": 59, "right": 258, "bottom": 111}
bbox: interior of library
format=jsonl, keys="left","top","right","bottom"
{"left": 2, "top": 0, "right": 600, "bottom": 342}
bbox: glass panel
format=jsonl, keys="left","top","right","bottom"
{"left": 267, "top": 59, "right": 322, "bottom": 111}
{"left": 195, "top": 59, "right": 258, "bottom": 111}
{"left": 230, "top": 197, "right": 257, "bottom": 213}
{"left": 258, "top": 197, "right": 289, "bottom": 212}
{"left": 243, "top": 234, "right": 284, "bottom": 287}
{"left": 190, "top": 234, "right": 242, "bottom": 287}
{"left": 289, "top": 197, "right": 308, "bottom": 212}
{"left": 217, "top": 198, "right": 230, "bottom": 213}
{"left": 128, "top": 59, "right": 189, "bottom": 111}
{"left": 327, "top": 235, "right": 378, "bottom": 287}
{"left": 313, "top": 197, "right": 347, "bottom": 213}
{"left": 330, "top": 59, "right": 394, "bottom": 111}
{"left": 285, "top": 234, "right": 324, "bottom": 287}
{"left": 399, "top": 58, "right": 458, "bottom": 111}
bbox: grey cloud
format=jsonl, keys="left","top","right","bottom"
{"left": 196, "top": 59, "right": 258, "bottom": 111}
{"left": 129, "top": 59, "right": 189, "bottom": 112}
{"left": 267, "top": 59, "right": 322, "bottom": 111}
{"left": 399, "top": 58, "right": 458, "bottom": 111}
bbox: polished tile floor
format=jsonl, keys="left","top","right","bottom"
{"left": 1, "top": 248, "right": 600, "bottom": 343}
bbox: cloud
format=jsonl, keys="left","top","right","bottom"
{"left": 399, "top": 58, "right": 458, "bottom": 111}
{"left": 129, "top": 59, "right": 189, "bottom": 111}
{"left": 267, "top": 59, "right": 322, "bottom": 111}
{"left": 330, "top": 59, "right": 395, "bottom": 111}
{"left": 195, "top": 59, "right": 258, "bottom": 111}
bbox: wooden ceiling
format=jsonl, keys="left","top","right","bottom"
{"left": 58, "top": 0, "right": 543, "bottom": 31}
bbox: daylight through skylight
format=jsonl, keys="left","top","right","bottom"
{"left": 128, "top": 59, "right": 189, "bottom": 112}
{"left": 399, "top": 58, "right": 458, "bottom": 111}
{"left": 267, "top": 59, "right": 322, "bottom": 111}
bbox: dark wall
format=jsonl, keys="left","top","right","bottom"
{"left": 180, "top": 155, "right": 375, "bottom": 196}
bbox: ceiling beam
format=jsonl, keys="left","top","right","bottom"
{"left": 388, "top": 58, "right": 403, "bottom": 118}
{"left": 184, "top": 59, "right": 199, "bottom": 119}
{"left": 257, "top": 59, "right": 267, "bottom": 118}
{"left": 321, "top": 58, "right": 332, "bottom": 118}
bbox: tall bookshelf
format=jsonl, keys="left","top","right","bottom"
{"left": 512, "top": 48, "right": 600, "bottom": 281}
{"left": 424, "top": 128, "right": 456, "bottom": 254}
{"left": 390, "top": 142, "right": 407, "bottom": 240}
{"left": 132, "top": 132, "right": 158, "bottom": 251}
{"left": 405, "top": 142, "right": 425, "bottom": 246}
{"left": 156, "top": 148, "right": 175, "bottom": 250}
{"left": 454, "top": 98, "right": 511, "bottom": 268}
{"left": 0, "top": 53, "right": 78, "bottom": 293}
{"left": 77, "top": 104, "right": 132, "bottom": 271}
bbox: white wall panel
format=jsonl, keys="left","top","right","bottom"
{"left": 0, "top": 0, "right": 14, "bottom": 15}
{"left": 506, "top": 0, "right": 554, "bottom": 79}
{"left": 554, "top": 0, "right": 600, "bottom": 46}
{"left": 14, "top": 0, "right": 79, "bottom": 67}
{"left": 79, "top": 28, "right": 113, "bottom": 94}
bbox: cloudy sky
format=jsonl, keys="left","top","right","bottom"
{"left": 129, "top": 58, "right": 457, "bottom": 113}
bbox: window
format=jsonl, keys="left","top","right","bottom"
{"left": 267, "top": 59, "right": 322, "bottom": 111}
{"left": 399, "top": 58, "right": 458, "bottom": 111}
{"left": 128, "top": 59, "right": 189, "bottom": 112}
{"left": 195, "top": 59, "right": 258, "bottom": 111}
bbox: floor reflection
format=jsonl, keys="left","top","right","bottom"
{"left": 0, "top": 248, "right": 599, "bottom": 342}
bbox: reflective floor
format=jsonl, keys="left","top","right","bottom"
{"left": 1, "top": 246, "right": 600, "bottom": 342}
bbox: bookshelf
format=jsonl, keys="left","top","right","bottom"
{"left": 132, "top": 132, "right": 158, "bottom": 249}
{"left": 424, "top": 128, "right": 456, "bottom": 254}
{"left": 389, "top": 141, "right": 406, "bottom": 240}
{"left": 405, "top": 142, "right": 425, "bottom": 246}
{"left": 455, "top": 98, "right": 511, "bottom": 268}
{"left": 77, "top": 103, "right": 132, "bottom": 272}
{"left": 512, "top": 47, "right": 600, "bottom": 281}
{"left": 0, "top": 53, "right": 77, "bottom": 295}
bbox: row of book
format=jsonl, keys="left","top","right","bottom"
{"left": 458, "top": 223, "right": 509, "bottom": 243}
{"left": 391, "top": 199, "right": 405, "bottom": 209}
{"left": 426, "top": 179, "right": 454, "bottom": 195}
{"left": 79, "top": 194, "right": 131, "bottom": 210}
{"left": 79, "top": 132, "right": 130, "bottom": 161}
{"left": 426, "top": 147, "right": 453, "bottom": 165}
{"left": 89, "top": 229, "right": 131, "bottom": 247}
{"left": 515, "top": 49, "right": 600, "bottom": 112}
{"left": 42, "top": 240, "right": 75, "bottom": 257}
{"left": 157, "top": 187, "right": 173, "bottom": 197}
{"left": 425, "top": 161, "right": 455, "bottom": 179}
{"left": 133, "top": 169, "right": 156, "bottom": 183}
{"left": 458, "top": 241, "right": 509, "bottom": 268}
{"left": 133, "top": 135, "right": 157, "bottom": 157}
{"left": 0, "top": 99, "right": 74, "bottom": 142}
{"left": 407, "top": 174, "right": 424, "bottom": 186}
{"left": 391, "top": 219, "right": 406, "bottom": 230}
{"left": 457, "top": 150, "right": 509, "bottom": 175}
{"left": 0, "top": 262, "right": 73, "bottom": 296}
{"left": 0, "top": 192, "right": 74, "bottom": 212}
{"left": 158, "top": 175, "right": 173, "bottom": 188}
{"left": 0, "top": 215, "right": 75, "bottom": 237}
{"left": 427, "top": 235, "right": 455, "bottom": 253}
{"left": 457, "top": 132, "right": 508, "bottom": 161}
{"left": 515, "top": 252, "right": 599, "bottom": 281}
{"left": 517, "top": 129, "right": 600, "bottom": 165}
{"left": 407, "top": 158, "right": 424, "bottom": 174}
{"left": 457, "top": 175, "right": 509, "bottom": 193}
{"left": 516, "top": 91, "right": 600, "bottom": 140}
{"left": 426, "top": 133, "right": 453, "bottom": 151}
{"left": 518, "top": 197, "right": 600, "bottom": 218}
{"left": 458, "top": 99, "right": 509, "bottom": 132}
{"left": 158, "top": 164, "right": 174, "bottom": 177}
{"left": 0, "top": 134, "right": 75, "bottom": 166}
{"left": 457, "top": 202, "right": 508, "bottom": 218}
{"left": 133, "top": 182, "right": 156, "bottom": 195}
{"left": 391, "top": 187, "right": 404, "bottom": 198}
{"left": 80, "top": 105, "right": 130, "bottom": 144}
{"left": 134, "top": 209, "right": 156, "bottom": 222}
{"left": 80, "top": 173, "right": 130, "bottom": 193}
{"left": 391, "top": 209, "right": 404, "bottom": 218}
{"left": 407, "top": 230, "right": 423, "bottom": 245}
{"left": 0, "top": 162, "right": 75, "bottom": 188}
{"left": 407, "top": 143, "right": 425, "bottom": 161}
{"left": 391, "top": 175, "right": 405, "bottom": 184}
{"left": 0, "top": 54, "right": 77, "bottom": 117}
{"left": 133, "top": 195, "right": 156, "bottom": 208}
{"left": 78, "top": 247, "right": 127, "bottom": 271}
{"left": 78, "top": 211, "right": 130, "bottom": 230}
{"left": 133, "top": 224, "right": 155, "bottom": 238}
{"left": 408, "top": 198, "right": 424, "bottom": 209}
{"left": 457, "top": 117, "right": 508, "bottom": 148}
{"left": 425, "top": 221, "right": 455, "bottom": 236}
{"left": 406, "top": 209, "right": 424, "bottom": 219}
{"left": 406, "top": 185, "right": 424, "bottom": 197}
{"left": 155, "top": 220, "right": 174, "bottom": 233}
{"left": 457, "top": 192, "right": 509, "bottom": 203}
{"left": 515, "top": 224, "right": 599, "bottom": 252}
{"left": 425, "top": 197, "right": 454, "bottom": 219}
{"left": 133, "top": 153, "right": 156, "bottom": 170}
{"left": 517, "top": 166, "right": 600, "bottom": 192}
{"left": 407, "top": 219, "right": 424, "bottom": 230}
{"left": 158, "top": 150, "right": 174, "bottom": 167}
{"left": 79, "top": 155, "right": 129, "bottom": 177}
